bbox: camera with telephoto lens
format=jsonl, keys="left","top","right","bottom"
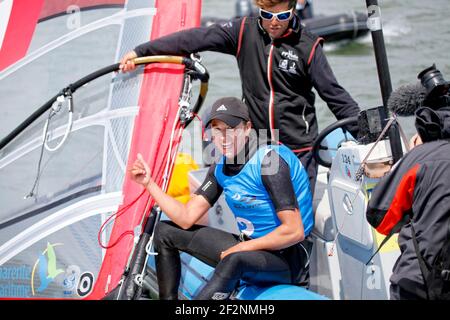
{"left": 418, "top": 64, "right": 450, "bottom": 109}
{"left": 415, "top": 64, "right": 450, "bottom": 143}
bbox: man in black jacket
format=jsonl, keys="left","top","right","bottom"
{"left": 120, "top": 0, "right": 360, "bottom": 193}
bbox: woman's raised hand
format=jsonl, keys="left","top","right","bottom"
{"left": 129, "top": 153, "right": 153, "bottom": 188}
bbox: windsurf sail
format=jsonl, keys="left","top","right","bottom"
{"left": 0, "top": 0, "right": 203, "bottom": 299}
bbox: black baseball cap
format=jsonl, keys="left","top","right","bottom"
{"left": 205, "top": 97, "right": 250, "bottom": 128}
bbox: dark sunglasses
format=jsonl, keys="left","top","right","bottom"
{"left": 259, "top": 8, "right": 293, "bottom": 21}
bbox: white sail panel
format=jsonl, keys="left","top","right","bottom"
{"left": 0, "top": 0, "right": 157, "bottom": 298}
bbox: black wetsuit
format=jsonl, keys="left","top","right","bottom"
{"left": 153, "top": 139, "right": 312, "bottom": 300}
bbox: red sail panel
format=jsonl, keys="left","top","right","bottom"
{"left": 0, "top": 0, "right": 45, "bottom": 71}
{"left": 89, "top": 0, "right": 202, "bottom": 299}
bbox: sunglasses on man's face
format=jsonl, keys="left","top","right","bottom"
{"left": 259, "top": 8, "right": 293, "bottom": 21}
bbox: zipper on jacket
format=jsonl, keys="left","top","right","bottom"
{"left": 302, "top": 102, "right": 310, "bottom": 134}
{"left": 267, "top": 44, "right": 276, "bottom": 142}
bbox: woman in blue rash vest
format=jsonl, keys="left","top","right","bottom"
{"left": 129, "top": 97, "right": 314, "bottom": 300}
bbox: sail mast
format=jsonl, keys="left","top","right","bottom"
{"left": 365, "top": 0, "right": 403, "bottom": 163}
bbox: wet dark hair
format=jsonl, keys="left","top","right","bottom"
{"left": 255, "top": 0, "right": 297, "bottom": 9}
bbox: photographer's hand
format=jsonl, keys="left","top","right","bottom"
{"left": 409, "top": 134, "right": 423, "bottom": 149}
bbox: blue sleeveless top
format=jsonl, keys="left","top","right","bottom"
{"left": 215, "top": 144, "right": 314, "bottom": 239}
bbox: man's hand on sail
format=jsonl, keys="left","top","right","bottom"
{"left": 119, "top": 50, "right": 138, "bottom": 73}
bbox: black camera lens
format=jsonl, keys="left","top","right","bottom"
{"left": 418, "top": 64, "right": 450, "bottom": 99}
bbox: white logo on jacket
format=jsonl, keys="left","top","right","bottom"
{"left": 279, "top": 59, "right": 289, "bottom": 71}
{"left": 281, "top": 50, "right": 299, "bottom": 61}
{"left": 288, "top": 61, "right": 298, "bottom": 74}
{"left": 279, "top": 59, "right": 298, "bottom": 74}
{"left": 221, "top": 21, "right": 233, "bottom": 29}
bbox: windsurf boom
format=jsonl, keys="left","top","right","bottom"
{"left": 0, "top": 0, "right": 204, "bottom": 300}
